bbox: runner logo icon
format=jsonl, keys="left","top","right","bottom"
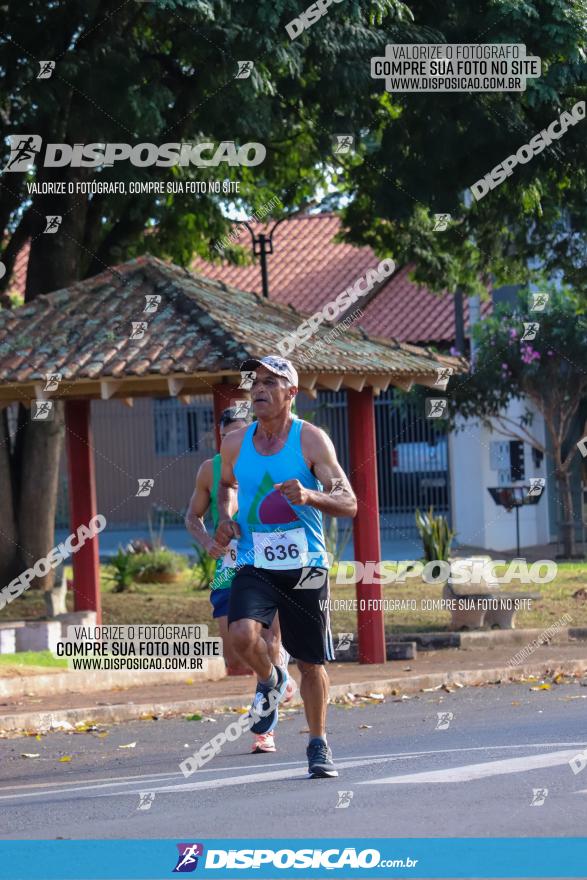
{"left": 3, "top": 134, "right": 43, "bottom": 172}
{"left": 173, "top": 843, "right": 204, "bottom": 872}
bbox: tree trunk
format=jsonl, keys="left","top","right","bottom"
{"left": 0, "top": 408, "right": 20, "bottom": 587}
{"left": 6, "top": 165, "right": 88, "bottom": 605}
{"left": 16, "top": 401, "right": 65, "bottom": 591}
{"left": 557, "top": 470, "right": 576, "bottom": 558}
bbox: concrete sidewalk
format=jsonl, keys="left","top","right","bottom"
{"left": 1, "top": 643, "right": 586, "bottom": 734}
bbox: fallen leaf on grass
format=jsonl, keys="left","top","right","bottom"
{"left": 118, "top": 742, "right": 137, "bottom": 749}
{"left": 59, "top": 756, "right": 72, "bottom": 763}
{"left": 21, "top": 753, "right": 39, "bottom": 758}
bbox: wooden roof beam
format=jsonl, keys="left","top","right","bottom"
{"left": 390, "top": 376, "right": 414, "bottom": 392}
{"left": 167, "top": 377, "right": 185, "bottom": 397}
{"left": 298, "top": 373, "right": 318, "bottom": 391}
{"left": 369, "top": 375, "right": 391, "bottom": 394}
{"left": 100, "top": 380, "right": 121, "bottom": 400}
{"left": 34, "top": 383, "right": 51, "bottom": 402}
{"left": 319, "top": 374, "right": 344, "bottom": 392}
{"left": 342, "top": 375, "right": 366, "bottom": 392}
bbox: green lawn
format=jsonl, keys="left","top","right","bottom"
{"left": 0, "top": 650, "right": 67, "bottom": 668}
{"left": 1, "top": 561, "right": 586, "bottom": 642}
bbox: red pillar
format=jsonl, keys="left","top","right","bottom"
{"left": 212, "top": 383, "right": 250, "bottom": 451}
{"left": 65, "top": 400, "right": 102, "bottom": 623}
{"left": 347, "top": 387, "right": 386, "bottom": 664}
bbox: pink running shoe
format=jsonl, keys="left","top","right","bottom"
{"left": 251, "top": 732, "right": 276, "bottom": 753}
{"left": 283, "top": 675, "right": 298, "bottom": 705}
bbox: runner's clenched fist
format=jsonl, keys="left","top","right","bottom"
{"left": 274, "top": 479, "right": 309, "bottom": 505}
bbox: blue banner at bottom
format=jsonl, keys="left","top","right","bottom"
{"left": 1, "top": 838, "right": 586, "bottom": 879}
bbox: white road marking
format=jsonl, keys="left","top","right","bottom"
{"left": 0, "top": 756, "right": 399, "bottom": 803}
{"left": 0, "top": 757, "right": 308, "bottom": 793}
{"left": 1, "top": 742, "right": 585, "bottom": 802}
{"left": 104, "top": 756, "right": 401, "bottom": 796}
{"left": 361, "top": 749, "right": 581, "bottom": 785}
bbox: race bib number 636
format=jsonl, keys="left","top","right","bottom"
{"left": 253, "top": 528, "right": 309, "bottom": 569}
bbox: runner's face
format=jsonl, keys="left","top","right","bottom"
{"left": 250, "top": 366, "right": 293, "bottom": 418}
{"left": 219, "top": 419, "right": 247, "bottom": 441}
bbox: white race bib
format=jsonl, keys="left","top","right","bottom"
{"left": 253, "top": 528, "right": 309, "bottom": 570}
{"left": 218, "top": 538, "right": 237, "bottom": 572}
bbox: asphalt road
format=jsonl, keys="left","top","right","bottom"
{"left": 1, "top": 682, "right": 586, "bottom": 841}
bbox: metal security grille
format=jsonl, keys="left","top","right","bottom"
{"left": 298, "top": 388, "right": 451, "bottom": 539}
{"left": 153, "top": 398, "right": 215, "bottom": 457}
{"left": 375, "top": 388, "right": 450, "bottom": 539}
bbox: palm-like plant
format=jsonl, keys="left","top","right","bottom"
{"left": 415, "top": 507, "right": 455, "bottom": 562}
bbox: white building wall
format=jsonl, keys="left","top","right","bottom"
{"left": 449, "top": 398, "right": 550, "bottom": 552}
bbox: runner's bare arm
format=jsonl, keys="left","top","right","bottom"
{"left": 184, "top": 460, "right": 224, "bottom": 559}
{"left": 214, "top": 429, "right": 243, "bottom": 546}
{"left": 275, "top": 424, "right": 357, "bottom": 517}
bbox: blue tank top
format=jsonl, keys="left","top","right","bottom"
{"left": 234, "top": 416, "right": 328, "bottom": 570}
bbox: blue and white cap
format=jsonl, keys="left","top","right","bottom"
{"left": 240, "top": 355, "right": 299, "bottom": 388}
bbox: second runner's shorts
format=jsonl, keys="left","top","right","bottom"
{"left": 228, "top": 565, "right": 334, "bottom": 664}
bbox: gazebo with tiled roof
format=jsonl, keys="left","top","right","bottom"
{"left": 0, "top": 256, "right": 463, "bottom": 663}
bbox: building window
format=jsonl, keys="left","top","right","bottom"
{"left": 153, "top": 398, "right": 215, "bottom": 456}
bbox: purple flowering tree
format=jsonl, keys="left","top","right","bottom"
{"left": 447, "top": 287, "right": 587, "bottom": 557}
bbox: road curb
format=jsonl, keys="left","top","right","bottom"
{"left": 0, "top": 659, "right": 226, "bottom": 700}
{"left": 1, "top": 655, "right": 586, "bottom": 734}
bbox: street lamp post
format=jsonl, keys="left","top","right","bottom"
{"left": 242, "top": 217, "right": 288, "bottom": 299}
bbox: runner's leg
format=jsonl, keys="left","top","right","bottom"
{"left": 217, "top": 615, "right": 251, "bottom": 674}
{"left": 297, "top": 660, "right": 328, "bottom": 739}
{"left": 230, "top": 618, "right": 273, "bottom": 681}
{"left": 255, "top": 618, "right": 282, "bottom": 752}
{"left": 264, "top": 615, "right": 296, "bottom": 703}
{"left": 261, "top": 615, "right": 281, "bottom": 665}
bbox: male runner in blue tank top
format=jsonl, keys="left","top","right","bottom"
{"left": 185, "top": 406, "right": 295, "bottom": 754}
{"left": 214, "top": 356, "right": 358, "bottom": 778}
